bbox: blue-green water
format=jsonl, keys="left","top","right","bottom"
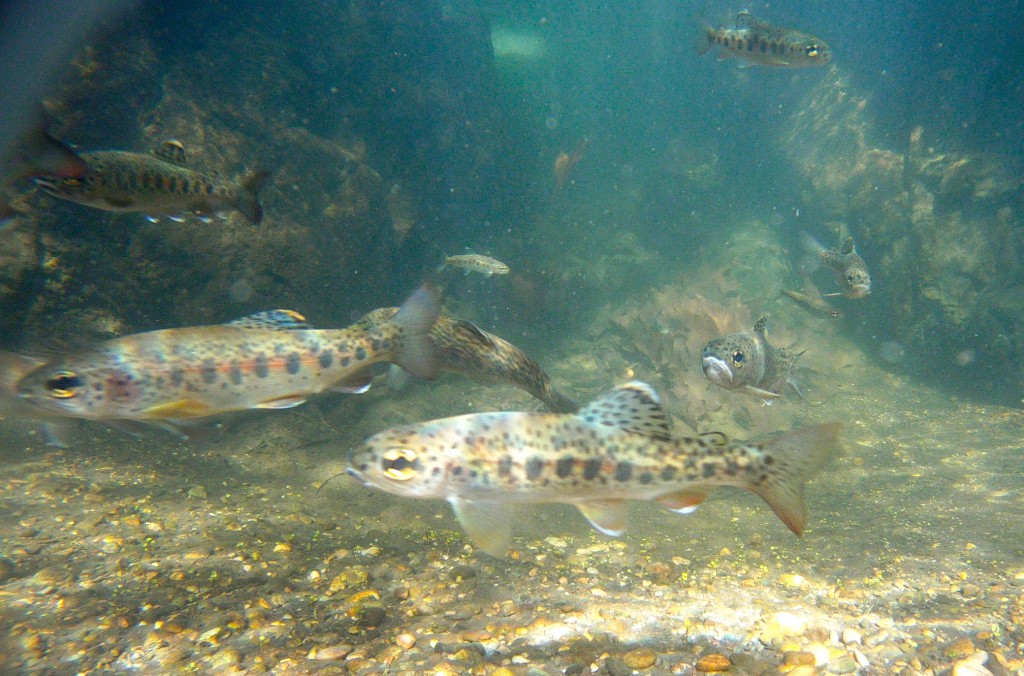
{"left": 1, "top": 1, "right": 1023, "bottom": 673}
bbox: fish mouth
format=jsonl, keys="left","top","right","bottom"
{"left": 847, "top": 284, "right": 871, "bottom": 299}
{"left": 32, "top": 176, "right": 58, "bottom": 190}
{"left": 702, "top": 356, "right": 733, "bottom": 385}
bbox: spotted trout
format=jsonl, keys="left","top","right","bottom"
{"left": 702, "top": 315, "right": 803, "bottom": 401}
{"left": 16, "top": 285, "right": 440, "bottom": 427}
{"left": 34, "top": 139, "right": 269, "bottom": 224}
{"left": 348, "top": 381, "right": 841, "bottom": 556}
{"left": 698, "top": 11, "right": 830, "bottom": 68}
{"left": 355, "top": 308, "right": 577, "bottom": 413}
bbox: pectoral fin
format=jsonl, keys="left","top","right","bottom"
{"left": 253, "top": 395, "right": 307, "bottom": 410}
{"left": 576, "top": 499, "right": 628, "bottom": 536}
{"left": 657, "top": 488, "right": 710, "bottom": 514}
{"left": 449, "top": 498, "right": 512, "bottom": 556}
{"left": 742, "top": 385, "right": 782, "bottom": 400}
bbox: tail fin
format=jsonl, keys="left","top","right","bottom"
{"left": 696, "top": 22, "right": 714, "bottom": 55}
{"left": 390, "top": 283, "right": 442, "bottom": 379}
{"left": 798, "top": 232, "right": 825, "bottom": 275}
{"left": 749, "top": 422, "right": 842, "bottom": 535}
{"left": 233, "top": 170, "right": 270, "bottom": 224}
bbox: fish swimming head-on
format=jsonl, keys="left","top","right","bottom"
{"left": 836, "top": 238, "right": 871, "bottom": 298}
{"left": 702, "top": 329, "right": 766, "bottom": 391}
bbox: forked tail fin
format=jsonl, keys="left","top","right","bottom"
{"left": 390, "top": 283, "right": 442, "bottom": 379}
{"left": 749, "top": 422, "right": 842, "bottom": 535}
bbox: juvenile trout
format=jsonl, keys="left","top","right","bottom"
{"left": 34, "top": 140, "right": 269, "bottom": 224}
{"left": 16, "top": 286, "right": 439, "bottom": 426}
{"left": 356, "top": 308, "right": 577, "bottom": 413}
{"left": 800, "top": 233, "right": 871, "bottom": 299}
{"left": 699, "top": 11, "right": 831, "bottom": 68}
{"left": 443, "top": 253, "right": 510, "bottom": 277}
{"left": 348, "top": 381, "right": 841, "bottom": 556}
{"left": 702, "top": 315, "right": 803, "bottom": 401}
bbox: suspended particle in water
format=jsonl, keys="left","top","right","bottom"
{"left": 954, "top": 348, "right": 976, "bottom": 366}
{"left": 879, "top": 340, "right": 906, "bottom": 364}
{"left": 229, "top": 278, "right": 255, "bottom": 303}
{"left": 544, "top": 116, "right": 558, "bottom": 130}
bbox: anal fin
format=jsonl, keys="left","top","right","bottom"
{"left": 253, "top": 395, "right": 307, "bottom": 410}
{"left": 657, "top": 488, "right": 710, "bottom": 514}
{"left": 576, "top": 499, "right": 628, "bottom": 536}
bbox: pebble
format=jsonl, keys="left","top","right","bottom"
{"left": 841, "top": 628, "right": 861, "bottom": 645}
{"left": 622, "top": 647, "right": 657, "bottom": 669}
{"left": 310, "top": 643, "right": 352, "bottom": 660}
{"left": 760, "top": 611, "right": 808, "bottom": 644}
{"left": 395, "top": 633, "right": 416, "bottom": 649}
{"left": 604, "top": 657, "right": 632, "bottom": 676}
{"left": 783, "top": 651, "right": 817, "bottom": 667}
{"left": 695, "top": 653, "right": 731, "bottom": 672}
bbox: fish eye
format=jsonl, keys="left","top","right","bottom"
{"left": 61, "top": 177, "right": 82, "bottom": 187}
{"left": 381, "top": 448, "right": 418, "bottom": 481}
{"left": 806, "top": 44, "right": 819, "bottom": 56}
{"left": 731, "top": 350, "right": 745, "bottom": 365}
{"left": 46, "top": 371, "right": 82, "bottom": 399}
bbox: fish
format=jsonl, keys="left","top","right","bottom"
{"left": 698, "top": 11, "right": 831, "bottom": 68}
{"left": 554, "top": 138, "right": 589, "bottom": 189}
{"left": 782, "top": 278, "right": 843, "bottom": 319}
{"left": 443, "top": 253, "right": 510, "bottom": 277}
{"left": 702, "top": 315, "right": 804, "bottom": 402}
{"left": 15, "top": 285, "right": 440, "bottom": 428}
{"left": 354, "top": 308, "right": 577, "bottom": 413}
{"left": 33, "top": 139, "right": 270, "bottom": 224}
{"left": 347, "top": 381, "right": 841, "bottom": 556}
{"left": 800, "top": 233, "right": 871, "bottom": 299}
{"left": 0, "top": 114, "right": 91, "bottom": 219}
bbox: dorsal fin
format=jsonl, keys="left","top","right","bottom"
{"left": 576, "top": 381, "right": 673, "bottom": 441}
{"left": 225, "top": 309, "right": 311, "bottom": 330}
{"left": 153, "top": 140, "right": 187, "bottom": 165}
{"left": 840, "top": 237, "right": 855, "bottom": 255}
{"left": 753, "top": 314, "right": 768, "bottom": 336}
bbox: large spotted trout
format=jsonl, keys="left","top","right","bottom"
{"left": 354, "top": 308, "right": 577, "bottom": 413}
{"left": 16, "top": 286, "right": 440, "bottom": 427}
{"left": 348, "top": 381, "right": 841, "bottom": 556}
{"left": 34, "top": 139, "right": 269, "bottom": 224}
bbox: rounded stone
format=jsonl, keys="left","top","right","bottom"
{"left": 695, "top": 653, "right": 731, "bottom": 672}
{"left": 622, "top": 647, "right": 657, "bottom": 669}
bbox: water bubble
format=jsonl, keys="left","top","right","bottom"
{"left": 544, "top": 116, "right": 558, "bottom": 130}
{"left": 879, "top": 340, "right": 906, "bottom": 364}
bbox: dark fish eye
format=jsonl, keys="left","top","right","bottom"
{"left": 62, "top": 177, "right": 82, "bottom": 187}
{"left": 381, "top": 448, "right": 418, "bottom": 481}
{"left": 847, "top": 274, "right": 856, "bottom": 282}
{"left": 732, "top": 350, "right": 745, "bottom": 364}
{"left": 46, "top": 371, "right": 82, "bottom": 399}
{"left": 806, "top": 44, "right": 819, "bottom": 56}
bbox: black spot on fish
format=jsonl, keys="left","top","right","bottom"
{"left": 702, "top": 464, "right": 716, "bottom": 479}
{"left": 254, "top": 354, "right": 270, "bottom": 378}
{"left": 761, "top": 41, "right": 768, "bottom": 53}
{"left": 526, "top": 456, "right": 544, "bottom": 481}
{"left": 355, "top": 346, "right": 367, "bottom": 361}
{"left": 498, "top": 456, "right": 513, "bottom": 476}
{"left": 169, "top": 368, "right": 184, "bottom": 387}
{"left": 660, "top": 467, "right": 676, "bottom": 481}
{"left": 555, "top": 456, "right": 574, "bottom": 479}
{"left": 229, "top": 361, "right": 243, "bottom": 385}
{"left": 583, "top": 458, "right": 601, "bottom": 481}
{"left": 181, "top": 179, "right": 191, "bottom": 193}
{"left": 318, "top": 351, "right": 333, "bottom": 369}
{"left": 452, "top": 466, "right": 463, "bottom": 476}
{"left": 201, "top": 358, "right": 218, "bottom": 384}
{"left": 340, "top": 355, "right": 351, "bottom": 368}
{"left": 615, "top": 462, "right": 632, "bottom": 482}
{"left": 285, "top": 352, "right": 301, "bottom": 375}
{"left": 639, "top": 471, "right": 654, "bottom": 485}
{"left": 763, "top": 455, "right": 774, "bottom": 465}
